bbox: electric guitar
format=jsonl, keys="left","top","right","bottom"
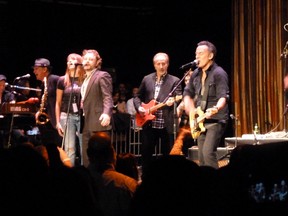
{"left": 189, "top": 106, "right": 218, "bottom": 139}
{"left": 135, "top": 95, "right": 182, "bottom": 127}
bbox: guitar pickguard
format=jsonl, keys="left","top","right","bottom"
{"left": 189, "top": 107, "right": 206, "bottom": 139}
{"left": 135, "top": 96, "right": 183, "bottom": 127}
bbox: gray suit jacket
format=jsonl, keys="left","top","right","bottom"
{"left": 82, "top": 70, "right": 113, "bottom": 131}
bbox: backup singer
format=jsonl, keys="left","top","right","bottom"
{"left": 55, "top": 53, "right": 85, "bottom": 166}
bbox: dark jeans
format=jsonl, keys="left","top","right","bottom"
{"left": 141, "top": 126, "right": 173, "bottom": 177}
{"left": 197, "top": 122, "right": 227, "bottom": 169}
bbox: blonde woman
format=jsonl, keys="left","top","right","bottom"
{"left": 55, "top": 53, "right": 85, "bottom": 166}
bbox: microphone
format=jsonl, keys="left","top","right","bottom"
{"left": 5, "top": 83, "right": 41, "bottom": 92}
{"left": 230, "top": 114, "right": 238, "bottom": 121}
{"left": 74, "top": 63, "right": 83, "bottom": 66}
{"left": 179, "top": 60, "right": 199, "bottom": 70}
{"left": 284, "top": 23, "right": 288, "bottom": 32}
{"left": 15, "top": 74, "right": 31, "bottom": 80}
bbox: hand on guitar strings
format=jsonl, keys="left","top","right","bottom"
{"left": 205, "top": 106, "right": 218, "bottom": 119}
{"left": 166, "top": 97, "right": 175, "bottom": 106}
{"left": 138, "top": 106, "right": 146, "bottom": 116}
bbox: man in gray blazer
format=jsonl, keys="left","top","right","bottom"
{"left": 81, "top": 49, "right": 113, "bottom": 167}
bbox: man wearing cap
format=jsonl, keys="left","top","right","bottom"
{"left": 0, "top": 74, "right": 16, "bottom": 148}
{"left": 33, "top": 58, "right": 62, "bottom": 146}
{"left": 0, "top": 74, "right": 15, "bottom": 105}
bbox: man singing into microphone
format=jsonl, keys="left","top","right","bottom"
{"left": 183, "top": 41, "right": 230, "bottom": 169}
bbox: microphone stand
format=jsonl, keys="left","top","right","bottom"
{"left": 173, "top": 101, "right": 177, "bottom": 142}
{"left": 7, "top": 93, "right": 18, "bottom": 149}
{"left": 7, "top": 113, "right": 14, "bottom": 149}
{"left": 61, "top": 67, "right": 77, "bottom": 150}
{"left": 163, "top": 70, "right": 191, "bottom": 144}
{"left": 234, "top": 117, "right": 238, "bottom": 148}
{"left": 0, "top": 102, "right": 14, "bottom": 149}
{"left": 7, "top": 77, "right": 19, "bottom": 149}
{"left": 163, "top": 70, "right": 191, "bottom": 103}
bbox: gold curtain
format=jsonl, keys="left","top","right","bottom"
{"left": 232, "top": 0, "right": 288, "bottom": 135}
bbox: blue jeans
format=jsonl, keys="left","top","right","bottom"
{"left": 60, "top": 112, "right": 82, "bottom": 166}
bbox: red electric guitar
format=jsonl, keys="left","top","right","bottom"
{"left": 135, "top": 95, "right": 182, "bottom": 127}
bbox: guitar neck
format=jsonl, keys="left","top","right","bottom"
{"left": 149, "top": 102, "right": 165, "bottom": 113}
{"left": 147, "top": 96, "right": 182, "bottom": 114}
{"left": 197, "top": 113, "right": 207, "bottom": 123}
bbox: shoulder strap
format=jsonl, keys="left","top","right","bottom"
{"left": 200, "top": 90, "right": 208, "bottom": 111}
{"left": 200, "top": 74, "right": 211, "bottom": 111}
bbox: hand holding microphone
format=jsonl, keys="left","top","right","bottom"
{"left": 17, "top": 97, "right": 39, "bottom": 104}
{"left": 26, "top": 97, "right": 39, "bottom": 104}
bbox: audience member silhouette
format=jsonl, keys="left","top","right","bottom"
{"left": 217, "top": 142, "right": 288, "bottom": 216}
{"left": 0, "top": 144, "right": 51, "bottom": 215}
{"left": 129, "top": 155, "right": 215, "bottom": 216}
{"left": 87, "top": 131, "right": 139, "bottom": 216}
{"left": 3, "top": 119, "right": 288, "bottom": 216}
{"left": 34, "top": 142, "right": 72, "bottom": 168}
{"left": 116, "top": 152, "right": 140, "bottom": 182}
{"left": 0, "top": 142, "right": 100, "bottom": 215}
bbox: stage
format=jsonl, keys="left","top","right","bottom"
{"left": 187, "top": 131, "right": 288, "bottom": 167}
{"left": 225, "top": 131, "right": 288, "bottom": 146}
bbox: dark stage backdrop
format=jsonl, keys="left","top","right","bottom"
{"left": 0, "top": 0, "right": 233, "bottom": 139}
{"left": 0, "top": 0, "right": 232, "bottom": 87}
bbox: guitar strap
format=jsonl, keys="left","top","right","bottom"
{"left": 200, "top": 80, "right": 209, "bottom": 111}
